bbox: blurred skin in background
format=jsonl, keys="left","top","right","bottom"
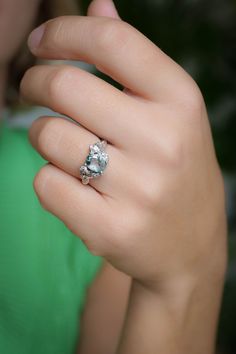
{"left": 0, "top": 0, "right": 40, "bottom": 64}
{"left": 0, "top": 0, "right": 77, "bottom": 110}
{"left": 0, "top": 0, "right": 40, "bottom": 109}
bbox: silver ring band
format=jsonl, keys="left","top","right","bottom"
{"left": 79, "top": 140, "right": 109, "bottom": 185}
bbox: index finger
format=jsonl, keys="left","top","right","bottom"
{"left": 28, "top": 16, "right": 192, "bottom": 102}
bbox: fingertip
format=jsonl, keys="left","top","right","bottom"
{"left": 87, "top": 0, "right": 121, "bottom": 19}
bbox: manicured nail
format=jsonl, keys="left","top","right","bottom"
{"left": 28, "top": 24, "right": 45, "bottom": 51}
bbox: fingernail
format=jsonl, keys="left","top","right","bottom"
{"left": 28, "top": 24, "right": 45, "bottom": 51}
{"left": 105, "top": 0, "right": 120, "bottom": 19}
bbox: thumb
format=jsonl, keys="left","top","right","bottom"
{"left": 87, "top": 0, "right": 121, "bottom": 19}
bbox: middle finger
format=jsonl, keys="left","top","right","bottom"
{"left": 20, "top": 64, "right": 138, "bottom": 148}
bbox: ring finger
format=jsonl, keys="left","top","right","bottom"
{"left": 29, "top": 115, "right": 126, "bottom": 196}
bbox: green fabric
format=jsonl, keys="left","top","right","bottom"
{"left": 0, "top": 120, "right": 103, "bottom": 354}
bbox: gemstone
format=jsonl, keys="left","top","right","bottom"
{"left": 85, "top": 148, "right": 108, "bottom": 175}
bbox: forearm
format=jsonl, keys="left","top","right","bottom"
{"left": 116, "top": 258, "right": 226, "bottom": 354}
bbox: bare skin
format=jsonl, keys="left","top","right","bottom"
{"left": 20, "top": 0, "right": 227, "bottom": 353}
{"left": 77, "top": 260, "right": 131, "bottom": 354}
{"left": 0, "top": 0, "right": 41, "bottom": 115}
{"left": 0, "top": 0, "right": 41, "bottom": 64}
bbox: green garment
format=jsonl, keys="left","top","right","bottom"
{"left": 0, "top": 119, "right": 103, "bottom": 354}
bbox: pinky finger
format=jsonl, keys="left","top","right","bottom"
{"left": 34, "top": 163, "right": 110, "bottom": 255}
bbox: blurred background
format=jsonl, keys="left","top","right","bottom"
{"left": 80, "top": 0, "right": 236, "bottom": 353}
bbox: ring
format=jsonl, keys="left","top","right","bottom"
{"left": 79, "top": 140, "right": 109, "bottom": 185}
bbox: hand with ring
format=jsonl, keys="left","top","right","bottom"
{"left": 20, "top": 0, "right": 227, "bottom": 352}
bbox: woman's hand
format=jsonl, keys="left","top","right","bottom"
{"left": 20, "top": 0, "right": 226, "bottom": 292}
{"left": 20, "top": 1, "right": 227, "bottom": 352}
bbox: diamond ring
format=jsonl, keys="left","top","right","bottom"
{"left": 79, "top": 140, "right": 109, "bottom": 185}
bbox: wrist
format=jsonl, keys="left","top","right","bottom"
{"left": 126, "top": 258, "right": 226, "bottom": 354}
{"left": 133, "top": 237, "right": 227, "bottom": 326}
{"left": 118, "top": 265, "right": 226, "bottom": 354}
{"left": 136, "top": 213, "right": 228, "bottom": 298}
{"left": 134, "top": 247, "right": 227, "bottom": 299}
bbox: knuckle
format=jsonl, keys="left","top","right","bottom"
{"left": 128, "top": 163, "right": 161, "bottom": 209}
{"left": 182, "top": 81, "right": 205, "bottom": 116}
{"left": 34, "top": 117, "right": 62, "bottom": 157}
{"left": 95, "top": 19, "right": 130, "bottom": 53}
{"left": 138, "top": 182, "right": 160, "bottom": 209}
{"left": 162, "top": 138, "right": 186, "bottom": 171}
{"left": 43, "top": 17, "right": 67, "bottom": 50}
{"left": 47, "top": 65, "right": 72, "bottom": 103}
